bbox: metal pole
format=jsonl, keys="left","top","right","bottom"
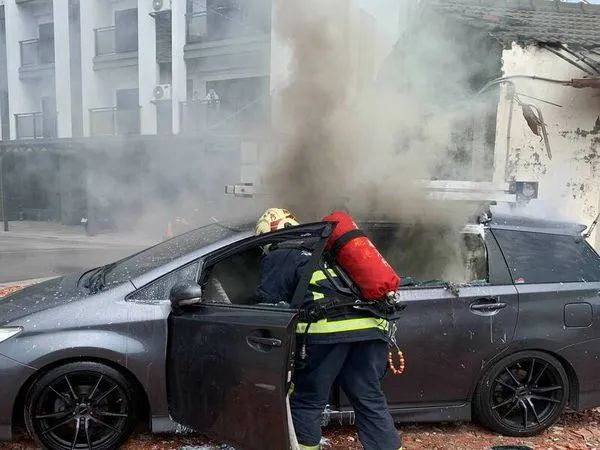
{"left": 0, "top": 154, "right": 8, "bottom": 231}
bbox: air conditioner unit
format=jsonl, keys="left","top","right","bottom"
{"left": 153, "top": 84, "right": 172, "bottom": 101}
{"left": 151, "top": 0, "right": 170, "bottom": 13}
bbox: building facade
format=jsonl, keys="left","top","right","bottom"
{"left": 394, "top": 0, "right": 600, "bottom": 248}
{"left": 0, "top": 0, "right": 400, "bottom": 140}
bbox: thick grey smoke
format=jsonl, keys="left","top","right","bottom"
{"left": 262, "top": 0, "right": 501, "bottom": 281}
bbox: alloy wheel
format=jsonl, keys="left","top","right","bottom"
{"left": 489, "top": 357, "right": 566, "bottom": 432}
{"left": 26, "top": 365, "right": 135, "bottom": 450}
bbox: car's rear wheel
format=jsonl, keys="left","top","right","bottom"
{"left": 24, "top": 361, "right": 137, "bottom": 450}
{"left": 474, "top": 350, "right": 569, "bottom": 437}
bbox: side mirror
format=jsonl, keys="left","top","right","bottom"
{"left": 169, "top": 281, "right": 202, "bottom": 311}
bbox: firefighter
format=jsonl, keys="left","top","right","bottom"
{"left": 254, "top": 208, "right": 403, "bottom": 450}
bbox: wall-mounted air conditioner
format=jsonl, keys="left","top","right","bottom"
{"left": 153, "top": 84, "right": 172, "bottom": 100}
{"left": 151, "top": 0, "right": 171, "bottom": 13}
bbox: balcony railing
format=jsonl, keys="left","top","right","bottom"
{"left": 94, "top": 26, "right": 139, "bottom": 56}
{"left": 20, "top": 38, "right": 55, "bottom": 66}
{"left": 186, "top": 6, "right": 270, "bottom": 44}
{"left": 15, "top": 112, "right": 57, "bottom": 139}
{"left": 179, "top": 98, "right": 269, "bottom": 134}
{"left": 89, "top": 107, "right": 141, "bottom": 136}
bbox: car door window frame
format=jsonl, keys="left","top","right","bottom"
{"left": 197, "top": 222, "right": 333, "bottom": 310}
{"left": 395, "top": 227, "right": 506, "bottom": 291}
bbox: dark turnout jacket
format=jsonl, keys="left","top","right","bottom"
{"left": 255, "top": 248, "right": 388, "bottom": 344}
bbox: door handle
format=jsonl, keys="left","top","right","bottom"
{"left": 247, "top": 336, "right": 283, "bottom": 347}
{"left": 470, "top": 302, "right": 507, "bottom": 312}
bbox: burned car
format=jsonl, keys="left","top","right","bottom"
{"left": 1, "top": 212, "right": 600, "bottom": 450}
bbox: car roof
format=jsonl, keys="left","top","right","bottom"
{"left": 488, "top": 213, "right": 587, "bottom": 236}
{"left": 228, "top": 212, "right": 588, "bottom": 238}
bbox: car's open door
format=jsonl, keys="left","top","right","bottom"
{"left": 167, "top": 306, "right": 297, "bottom": 450}
{"left": 166, "top": 222, "right": 335, "bottom": 450}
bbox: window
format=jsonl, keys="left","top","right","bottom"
{"left": 363, "top": 225, "right": 489, "bottom": 285}
{"left": 115, "top": 8, "right": 138, "bottom": 53}
{"left": 200, "top": 246, "right": 265, "bottom": 306}
{"left": 199, "top": 229, "right": 325, "bottom": 307}
{"left": 493, "top": 230, "right": 600, "bottom": 284}
{"left": 128, "top": 261, "right": 200, "bottom": 301}
{"left": 38, "top": 23, "right": 55, "bottom": 64}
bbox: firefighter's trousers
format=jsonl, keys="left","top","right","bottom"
{"left": 290, "top": 339, "right": 402, "bottom": 450}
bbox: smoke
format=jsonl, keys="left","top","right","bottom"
{"left": 265, "top": 0, "right": 493, "bottom": 217}
{"left": 261, "top": 0, "right": 501, "bottom": 282}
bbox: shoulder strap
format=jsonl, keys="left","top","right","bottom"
{"left": 290, "top": 236, "right": 329, "bottom": 308}
{"left": 309, "top": 284, "right": 356, "bottom": 303}
{"left": 270, "top": 236, "right": 322, "bottom": 253}
{"left": 330, "top": 229, "right": 366, "bottom": 259}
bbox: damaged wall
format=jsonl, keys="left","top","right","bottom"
{"left": 493, "top": 44, "right": 600, "bottom": 248}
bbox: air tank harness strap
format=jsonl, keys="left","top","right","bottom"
{"left": 329, "top": 228, "right": 367, "bottom": 259}
{"left": 297, "top": 287, "right": 362, "bottom": 360}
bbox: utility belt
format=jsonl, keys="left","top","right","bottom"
{"left": 298, "top": 284, "right": 406, "bottom": 324}
{"left": 296, "top": 284, "right": 406, "bottom": 375}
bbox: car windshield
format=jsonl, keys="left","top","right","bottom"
{"left": 102, "top": 223, "right": 242, "bottom": 286}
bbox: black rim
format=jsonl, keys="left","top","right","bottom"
{"left": 31, "top": 371, "right": 130, "bottom": 450}
{"left": 490, "top": 357, "right": 565, "bottom": 431}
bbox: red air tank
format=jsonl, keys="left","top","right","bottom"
{"left": 322, "top": 211, "right": 400, "bottom": 301}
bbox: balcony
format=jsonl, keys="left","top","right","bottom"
{"left": 93, "top": 26, "right": 138, "bottom": 71}
{"left": 186, "top": 3, "right": 270, "bottom": 44}
{"left": 179, "top": 98, "right": 268, "bottom": 135}
{"left": 89, "top": 107, "right": 141, "bottom": 136}
{"left": 184, "top": 5, "right": 271, "bottom": 74}
{"left": 15, "top": 112, "right": 57, "bottom": 140}
{"left": 186, "top": 11, "right": 208, "bottom": 44}
{"left": 19, "top": 39, "right": 55, "bottom": 80}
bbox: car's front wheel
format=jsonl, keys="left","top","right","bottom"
{"left": 474, "top": 350, "right": 569, "bottom": 437}
{"left": 24, "top": 361, "right": 138, "bottom": 450}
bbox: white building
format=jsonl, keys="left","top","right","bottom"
{"left": 0, "top": 0, "right": 400, "bottom": 140}
{"left": 392, "top": 0, "right": 600, "bottom": 248}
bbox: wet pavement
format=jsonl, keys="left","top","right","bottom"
{"left": 0, "top": 221, "right": 157, "bottom": 283}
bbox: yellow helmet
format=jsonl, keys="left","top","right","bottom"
{"left": 255, "top": 208, "right": 300, "bottom": 235}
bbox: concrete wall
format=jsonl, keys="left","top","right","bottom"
{"left": 493, "top": 44, "right": 600, "bottom": 248}
{"left": 80, "top": 0, "right": 113, "bottom": 135}
{"left": 138, "top": 0, "right": 157, "bottom": 135}
{"left": 171, "top": 0, "right": 186, "bottom": 134}
{"left": 53, "top": 0, "right": 71, "bottom": 137}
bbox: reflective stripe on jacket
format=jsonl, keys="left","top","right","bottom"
{"left": 297, "top": 268, "right": 389, "bottom": 335}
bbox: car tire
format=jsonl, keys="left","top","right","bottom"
{"left": 474, "top": 350, "right": 569, "bottom": 437}
{"left": 24, "top": 361, "right": 138, "bottom": 450}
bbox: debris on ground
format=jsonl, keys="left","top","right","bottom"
{"left": 6, "top": 408, "right": 600, "bottom": 449}
{"left": 0, "top": 285, "right": 25, "bottom": 298}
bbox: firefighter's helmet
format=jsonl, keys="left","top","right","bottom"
{"left": 255, "top": 208, "right": 300, "bottom": 235}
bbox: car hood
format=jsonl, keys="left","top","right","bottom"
{"left": 0, "top": 274, "right": 88, "bottom": 325}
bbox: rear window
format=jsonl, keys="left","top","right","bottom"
{"left": 493, "top": 229, "right": 600, "bottom": 284}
